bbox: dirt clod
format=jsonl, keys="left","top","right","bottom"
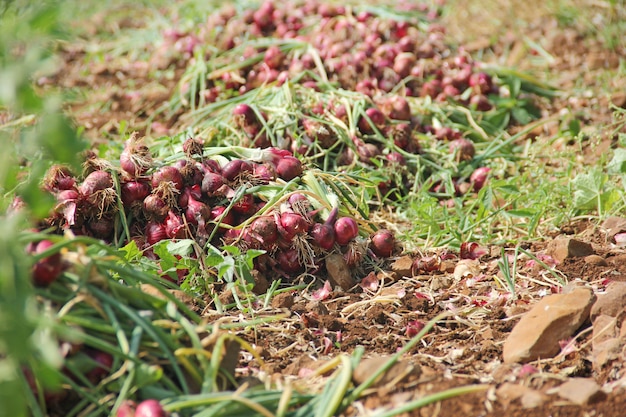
{"left": 590, "top": 281, "right": 626, "bottom": 321}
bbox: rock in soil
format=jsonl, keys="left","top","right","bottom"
{"left": 557, "top": 378, "right": 606, "bottom": 405}
{"left": 496, "top": 383, "right": 547, "bottom": 410}
{"left": 545, "top": 237, "right": 594, "bottom": 263}
{"left": 502, "top": 287, "right": 596, "bottom": 363}
{"left": 352, "top": 355, "right": 420, "bottom": 388}
{"left": 584, "top": 254, "right": 608, "bottom": 266}
{"left": 601, "top": 216, "right": 626, "bottom": 242}
{"left": 590, "top": 281, "right": 626, "bottom": 321}
{"left": 325, "top": 253, "right": 355, "bottom": 290}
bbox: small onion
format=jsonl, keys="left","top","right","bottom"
{"left": 358, "top": 107, "right": 386, "bottom": 135}
{"left": 470, "top": 167, "right": 491, "bottom": 192}
{"left": 30, "top": 240, "right": 64, "bottom": 287}
{"left": 370, "top": 229, "right": 395, "bottom": 257}
{"left": 275, "top": 156, "right": 302, "bottom": 181}
{"left": 120, "top": 135, "right": 152, "bottom": 177}
{"left": 201, "top": 171, "right": 226, "bottom": 195}
{"left": 116, "top": 401, "right": 137, "bottom": 417}
{"left": 85, "top": 350, "right": 114, "bottom": 383}
{"left": 143, "top": 194, "right": 169, "bottom": 221}
{"left": 134, "top": 399, "right": 168, "bottom": 417}
{"left": 277, "top": 248, "right": 303, "bottom": 274}
{"left": 80, "top": 170, "right": 113, "bottom": 196}
{"left": 334, "top": 217, "right": 359, "bottom": 245}
{"left": 448, "top": 138, "right": 475, "bottom": 162}
{"left": 222, "top": 159, "right": 253, "bottom": 182}
{"left": 120, "top": 181, "right": 151, "bottom": 206}
{"left": 165, "top": 211, "right": 186, "bottom": 239}
{"left": 151, "top": 166, "right": 184, "bottom": 191}
{"left": 146, "top": 221, "right": 167, "bottom": 245}
{"left": 279, "top": 212, "right": 309, "bottom": 241}
{"left": 249, "top": 216, "right": 278, "bottom": 247}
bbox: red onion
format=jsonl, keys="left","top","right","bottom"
{"left": 310, "top": 207, "right": 338, "bottom": 250}
{"left": 178, "top": 184, "right": 202, "bottom": 208}
{"left": 210, "top": 206, "right": 235, "bottom": 232}
{"left": 252, "top": 163, "right": 276, "bottom": 184}
{"left": 469, "top": 94, "right": 492, "bottom": 111}
{"left": 264, "top": 45, "right": 284, "bottom": 69}
{"left": 165, "top": 211, "right": 186, "bottom": 239}
{"left": 469, "top": 72, "right": 493, "bottom": 94}
{"left": 470, "top": 167, "right": 491, "bottom": 191}
{"left": 249, "top": 216, "right": 278, "bottom": 247}
{"left": 85, "top": 350, "right": 114, "bottom": 383}
{"left": 43, "top": 165, "right": 76, "bottom": 191}
{"left": 143, "top": 194, "right": 169, "bottom": 221}
{"left": 80, "top": 170, "right": 113, "bottom": 196}
{"left": 116, "top": 401, "right": 137, "bottom": 417}
{"left": 88, "top": 216, "right": 115, "bottom": 240}
{"left": 277, "top": 248, "right": 303, "bottom": 274}
{"left": 278, "top": 212, "right": 309, "bottom": 241}
{"left": 134, "top": 399, "right": 168, "bottom": 417}
{"left": 334, "top": 217, "right": 359, "bottom": 245}
{"left": 358, "top": 107, "right": 386, "bottom": 135}
{"left": 176, "top": 159, "right": 204, "bottom": 186}
{"left": 357, "top": 143, "right": 381, "bottom": 163}
{"left": 222, "top": 159, "right": 253, "bottom": 182}
{"left": 275, "top": 156, "right": 302, "bottom": 181}
{"left": 202, "top": 159, "right": 222, "bottom": 174}
{"left": 385, "top": 152, "right": 406, "bottom": 165}
{"left": 120, "top": 135, "right": 152, "bottom": 177}
{"left": 185, "top": 196, "right": 210, "bottom": 224}
{"left": 182, "top": 137, "right": 204, "bottom": 157}
{"left": 379, "top": 96, "right": 411, "bottom": 121}
{"left": 232, "top": 193, "right": 255, "bottom": 214}
{"left": 30, "top": 240, "right": 64, "bottom": 287}
{"left": 120, "top": 181, "right": 151, "bottom": 206}
{"left": 201, "top": 171, "right": 225, "bottom": 195}
{"left": 56, "top": 188, "right": 79, "bottom": 203}
{"left": 232, "top": 103, "right": 258, "bottom": 128}
{"left": 151, "top": 166, "right": 184, "bottom": 191}
{"left": 146, "top": 221, "right": 167, "bottom": 245}
{"left": 448, "top": 138, "right": 475, "bottom": 161}
{"left": 370, "top": 229, "right": 395, "bottom": 257}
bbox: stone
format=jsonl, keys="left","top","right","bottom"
{"left": 325, "top": 253, "right": 355, "bottom": 290}
{"left": 352, "top": 355, "right": 420, "bottom": 387}
{"left": 390, "top": 255, "right": 414, "bottom": 278}
{"left": 496, "top": 383, "right": 546, "bottom": 410}
{"left": 592, "top": 314, "right": 618, "bottom": 349}
{"left": 545, "top": 237, "right": 594, "bottom": 263}
{"left": 590, "top": 281, "right": 626, "bottom": 321}
{"left": 521, "top": 389, "right": 547, "bottom": 409}
{"left": 601, "top": 216, "right": 626, "bottom": 241}
{"left": 584, "top": 254, "right": 608, "bottom": 266}
{"left": 593, "top": 338, "right": 621, "bottom": 370}
{"left": 502, "top": 287, "right": 596, "bottom": 363}
{"left": 557, "top": 378, "right": 606, "bottom": 405}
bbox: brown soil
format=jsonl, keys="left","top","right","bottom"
{"left": 49, "top": 2, "right": 626, "bottom": 416}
